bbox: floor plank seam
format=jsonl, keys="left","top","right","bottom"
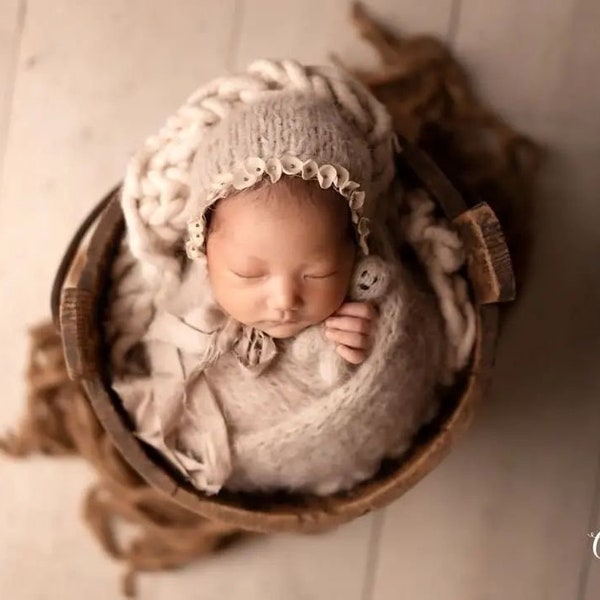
{"left": 447, "top": 0, "right": 463, "bottom": 46}
{"left": 226, "top": 0, "right": 244, "bottom": 73}
{"left": 360, "top": 509, "right": 386, "bottom": 600}
{"left": 0, "top": 0, "right": 27, "bottom": 199}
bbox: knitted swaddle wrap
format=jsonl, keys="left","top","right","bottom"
{"left": 107, "top": 59, "right": 476, "bottom": 495}
{"left": 210, "top": 258, "right": 447, "bottom": 495}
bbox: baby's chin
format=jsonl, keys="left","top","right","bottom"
{"left": 253, "top": 320, "right": 314, "bottom": 339}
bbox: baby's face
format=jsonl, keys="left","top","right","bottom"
{"left": 205, "top": 179, "right": 356, "bottom": 338}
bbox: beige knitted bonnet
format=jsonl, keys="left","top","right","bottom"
{"left": 182, "top": 60, "right": 398, "bottom": 261}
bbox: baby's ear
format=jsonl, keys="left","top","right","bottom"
{"left": 348, "top": 255, "right": 392, "bottom": 301}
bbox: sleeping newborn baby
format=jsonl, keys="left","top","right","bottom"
{"left": 113, "top": 59, "right": 475, "bottom": 497}
{"left": 205, "top": 175, "right": 378, "bottom": 365}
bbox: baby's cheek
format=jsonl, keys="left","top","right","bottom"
{"left": 227, "top": 286, "right": 260, "bottom": 316}
{"left": 313, "top": 277, "right": 351, "bottom": 317}
{"left": 208, "top": 272, "right": 243, "bottom": 315}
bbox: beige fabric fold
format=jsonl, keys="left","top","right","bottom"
{"left": 113, "top": 258, "right": 281, "bottom": 494}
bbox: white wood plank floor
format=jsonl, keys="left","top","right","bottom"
{"left": 1, "top": 1, "right": 598, "bottom": 598}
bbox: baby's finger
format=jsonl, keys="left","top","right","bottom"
{"left": 325, "top": 315, "right": 371, "bottom": 335}
{"left": 325, "top": 328, "right": 371, "bottom": 350}
{"left": 333, "top": 301, "right": 378, "bottom": 321}
{"left": 335, "top": 344, "right": 367, "bottom": 365}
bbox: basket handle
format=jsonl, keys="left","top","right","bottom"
{"left": 395, "top": 133, "right": 516, "bottom": 304}
{"left": 50, "top": 185, "right": 120, "bottom": 330}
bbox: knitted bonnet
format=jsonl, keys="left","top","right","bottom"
{"left": 182, "top": 60, "right": 397, "bottom": 260}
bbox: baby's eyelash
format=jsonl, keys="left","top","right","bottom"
{"left": 231, "top": 271, "right": 338, "bottom": 280}
{"left": 232, "top": 271, "right": 264, "bottom": 279}
{"left": 304, "top": 272, "right": 338, "bottom": 279}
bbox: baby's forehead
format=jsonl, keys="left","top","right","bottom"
{"left": 206, "top": 178, "right": 355, "bottom": 258}
{"left": 218, "top": 177, "right": 349, "bottom": 218}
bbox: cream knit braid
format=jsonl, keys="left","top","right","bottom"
{"left": 400, "top": 188, "right": 476, "bottom": 380}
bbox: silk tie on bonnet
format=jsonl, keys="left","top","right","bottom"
{"left": 108, "top": 59, "right": 477, "bottom": 496}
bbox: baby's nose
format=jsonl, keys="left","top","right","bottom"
{"left": 267, "top": 277, "right": 302, "bottom": 311}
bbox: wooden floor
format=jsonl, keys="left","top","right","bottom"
{"left": 1, "top": 1, "right": 599, "bottom": 598}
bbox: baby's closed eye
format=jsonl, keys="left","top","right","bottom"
{"left": 229, "top": 269, "right": 338, "bottom": 280}
{"left": 304, "top": 271, "right": 338, "bottom": 279}
{"left": 231, "top": 270, "right": 265, "bottom": 279}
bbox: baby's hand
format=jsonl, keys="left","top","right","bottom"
{"left": 324, "top": 302, "right": 378, "bottom": 365}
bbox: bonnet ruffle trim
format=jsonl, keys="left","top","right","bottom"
{"left": 185, "top": 155, "right": 371, "bottom": 259}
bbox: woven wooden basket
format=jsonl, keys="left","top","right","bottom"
{"left": 51, "top": 134, "right": 514, "bottom": 534}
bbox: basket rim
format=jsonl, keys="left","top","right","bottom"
{"left": 55, "top": 137, "right": 513, "bottom": 532}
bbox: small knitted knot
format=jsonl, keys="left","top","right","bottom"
{"left": 233, "top": 328, "right": 278, "bottom": 376}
